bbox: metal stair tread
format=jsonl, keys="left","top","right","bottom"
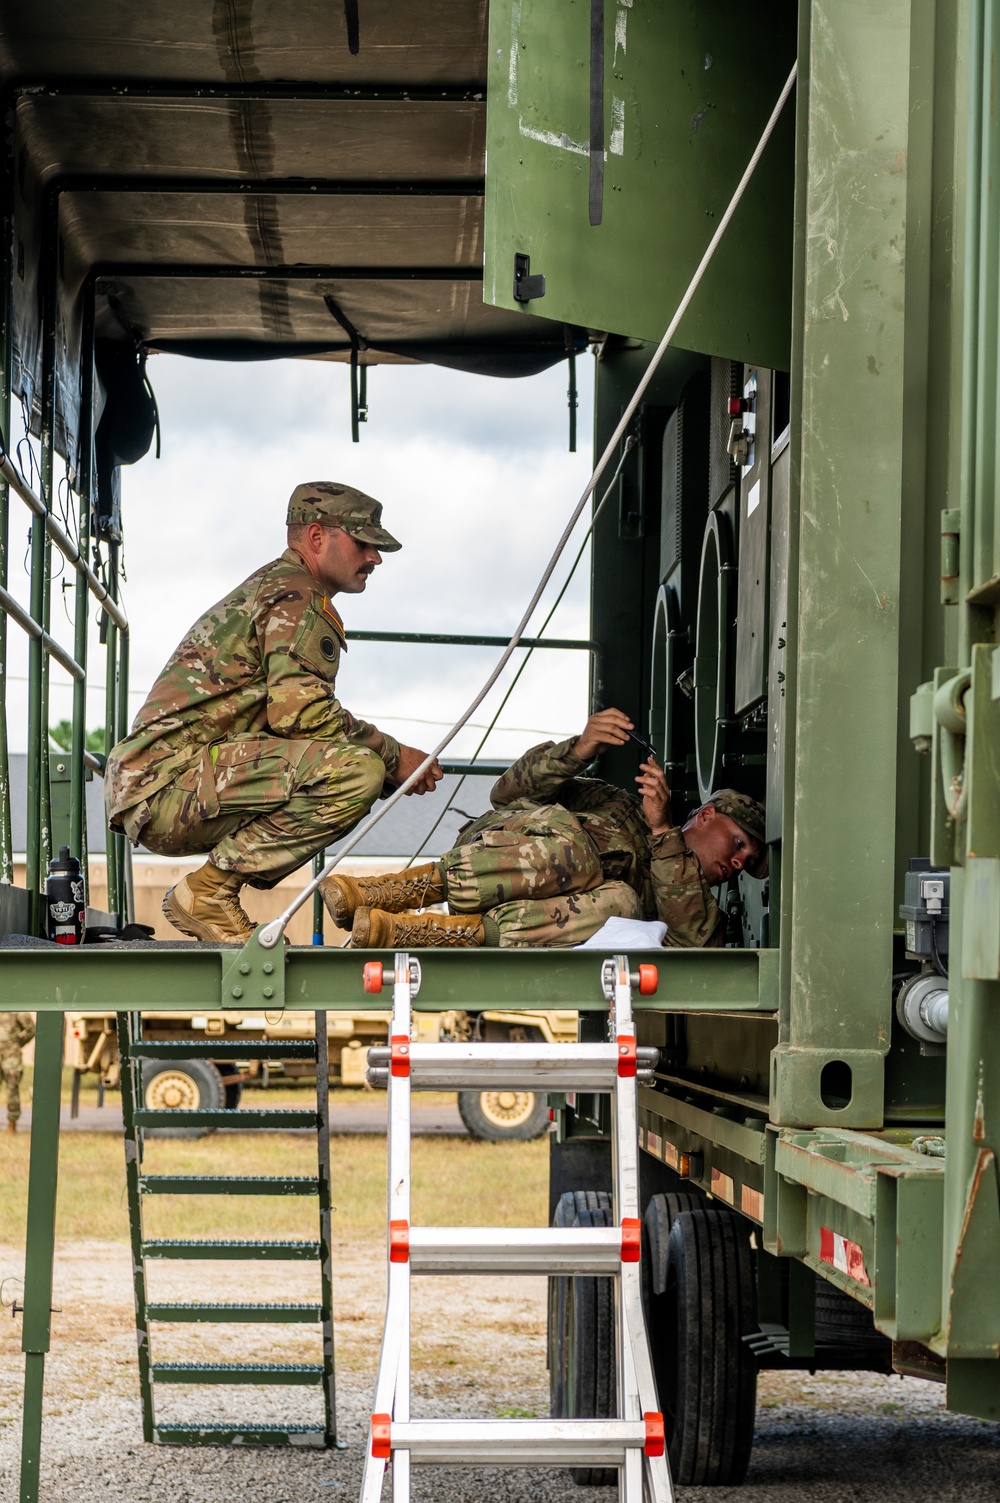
{"left": 142, "top": 1238, "right": 322, "bottom": 1259}
{"left": 126, "top": 1040, "right": 318, "bottom": 1059}
{"left": 145, "top": 1301, "right": 322, "bottom": 1322}
{"left": 151, "top": 1361, "right": 324, "bottom": 1384}
{"left": 153, "top": 1422, "right": 325, "bottom": 1445}
{"left": 138, "top": 1174, "right": 320, "bottom": 1195}
{"left": 133, "top": 1108, "right": 320, "bottom": 1127}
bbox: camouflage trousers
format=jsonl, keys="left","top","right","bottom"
{"left": 440, "top": 804, "right": 642, "bottom": 947}
{"left": 1, "top": 1041, "right": 24, "bottom": 1123}
{"left": 124, "top": 736, "right": 385, "bottom": 888}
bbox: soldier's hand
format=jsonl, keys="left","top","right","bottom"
{"left": 636, "top": 759, "right": 672, "bottom": 834}
{"left": 573, "top": 707, "right": 634, "bottom": 762}
{"left": 393, "top": 743, "right": 444, "bottom": 795}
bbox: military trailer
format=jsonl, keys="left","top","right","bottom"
{"left": 1, "top": 0, "right": 998, "bottom": 1498}
{"left": 66, "top": 1005, "right": 575, "bottom": 1141}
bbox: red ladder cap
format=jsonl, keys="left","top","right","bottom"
{"left": 617, "top": 1034, "right": 637, "bottom": 1077}
{"left": 363, "top": 961, "right": 383, "bottom": 994}
{"left": 389, "top": 1220, "right": 410, "bottom": 1263}
{"left": 621, "top": 1217, "right": 641, "bottom": 1262}
{"left": 371, "top": 1413, "right": 392, "bottom": 1459}
{"left": 644, "top": 1411, "right": 665, "bottom": 1457}
{"left": 390, "top": 1035, "right": 411, "bottom": 1077}
{"left": 637, "top": 963, "right": 658, "bottom": 996}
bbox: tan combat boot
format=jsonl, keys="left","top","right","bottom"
{"left": 321, "top": 862, "right": 445, "bottom": 926}
{"left": 5, "top": 1119, "right": 16, "bottom": 1134}
{"left": 351, "top": 907, "right": 484, "bottom": 949}
{"left": 162, "top": 862, "right": 256, "bottom": 944}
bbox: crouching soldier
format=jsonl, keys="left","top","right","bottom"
{"left": 321, "top": 707, "right": 766, "bottom": 948}
{"left": 105, "top": 482, "right": 442, "bottom": 943}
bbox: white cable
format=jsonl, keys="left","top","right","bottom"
{"left": 257, "top": 60, "right": 797, "bottom": 949}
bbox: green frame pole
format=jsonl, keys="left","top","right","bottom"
{"left": 0, "top": 101, "right": 14, "bottom": 881}
{"left": 69, "top": 283, "right": 96, "bottom": 886}
{"left": 18, "top": 1011, "right": 65, "bottom": 1503}
{"left": 25, "top": 198, "right": 58, "bottom": 931}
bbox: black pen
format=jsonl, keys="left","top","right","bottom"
{"left": 595, "top": 702, "right": 658, "bottom": 761}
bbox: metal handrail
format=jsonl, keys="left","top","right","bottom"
{"left": 0, "top": 453, "right": 128, "bottom": 633}
{"left": 347, "top": 630, "right": 598, "bottom": 653}
{"left": 0, "top": 582, "right": 84, "bottom": 681}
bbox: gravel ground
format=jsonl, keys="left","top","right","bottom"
{"left": 1, "top": 1241, "right": 999, "bottom": 1503}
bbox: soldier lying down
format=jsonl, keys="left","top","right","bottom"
{"left": 322, "top": 708, "right": 767, "bottom": 949}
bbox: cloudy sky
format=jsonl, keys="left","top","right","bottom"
{"left": 5, "top": 352, "right": 597, "bottom": 770}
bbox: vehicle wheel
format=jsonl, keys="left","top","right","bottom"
{"left": 457, "top": 1088, "right": 548, "bottom": 1142}
{"left": 661, "top": 1209, "right": 757, "bottom": 1485}
{"left": 549, "top": 1190, "right": 617, "bottom": 1488}
{"left": 141, "top": 1058, "right": 224, "bottom": 1139}
{"left": 222, "top": 1077, "right": 244, "bottom": 1110}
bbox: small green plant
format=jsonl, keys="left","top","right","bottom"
{"left": 49, "top": 719, "right": 106, "bottom": 755}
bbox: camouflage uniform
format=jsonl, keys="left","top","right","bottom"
{"left": 439, "top": 740, "right": 764, "bottom": 948}
{"left": 106, "top": 486, "right": 403, "bottom": 889}
{"left": 1, "top": 1012, "right": 35, "bottom": 1125}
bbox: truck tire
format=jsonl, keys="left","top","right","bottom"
{"left": 660, "top": 1209, "right": 757, "bottom": 1486}
{"left": 549, "top": 1190, "right": 617, "bottom": 1487}
{"left": 457, "top": 1088, "right": 548, "bottom": 1142}
{"left": 141, "top": 1058, "right": 225, "bottom": 1139}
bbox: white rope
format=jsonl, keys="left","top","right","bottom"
{"left": 257, "top": 60, "right": 797, "bottom": 949}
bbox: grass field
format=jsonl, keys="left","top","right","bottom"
{"left": 0, "top": 1128, "right": 550, "bottom": 1246}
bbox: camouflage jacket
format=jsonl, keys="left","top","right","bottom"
{"left": 0, "top": 1012, "right": 36, "bottom": 1048}
{"left": 478, "top": 738, "right": 724, "bottom": 947}
{"left": 106, "top": 549, "right": 400, "bottom": 822}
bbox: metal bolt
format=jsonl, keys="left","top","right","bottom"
{"left": 231, "top": 986, "right": 243, "bottom": 1000}
{"left": 263, "top": 986, "right": 274, "bottom": 999}
{"left": 263, "top": 962, "right": 274, "bottom": 975}
{"left": 239, "top": 962, "right": 251, "bottom": 975}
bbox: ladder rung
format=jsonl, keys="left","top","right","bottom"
{"left": 409, "top": 1226, "right": 625, "bottom": 1275}
{"left": 143, "top": 1239, "right": 321, "bottom": 1260}
{"left": 151, "top": 1362, "right": 323, "bottom": 1385}
{"left": 126, "top": 1041, "right": 318, "bottom": 1060}
{"left": 365, "top": 1042, "right": 658, "bottom": 1091}
{"left": 153, "top": 1422, "right": 325, "bottom": 1446}
{"left": 146, "top": 1302, "right": 323, "bottom": 1323}
{"left": 386, "top": 1417, "right": 650, "bottom": 1466}
{"left": 139, "top": 1175, "right": 319, "bottom": 1196}
{"left": 133, "top": 1109, "right": 319, "bottom": 1129}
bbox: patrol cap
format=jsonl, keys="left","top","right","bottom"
{"left": 286, "top": 482, "right": 401, "bottom": 552}
{"left": 708, "top": 789, "right": 768, "bottom": 878}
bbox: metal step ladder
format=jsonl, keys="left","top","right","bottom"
{"left": 116, "top": 1010, "right": 335, "bottom": 1447}
{"left": 359, "top": 951, "right": 673, "bottom": 1503}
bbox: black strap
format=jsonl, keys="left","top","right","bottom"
{"left": 344, "top": 0, "right": 360, "bottom": 55}
{"left": 589, "top": 0, "right": 604, "bottom": 227}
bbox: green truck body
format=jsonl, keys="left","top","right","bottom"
{"left": 1, "top": 0, "right": 999, "bottom": 1493}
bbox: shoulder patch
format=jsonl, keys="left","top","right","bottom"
{"left": 321, "top": 597, "right": 347, "bottom": 649}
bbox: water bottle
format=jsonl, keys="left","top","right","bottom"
{"left": 46, "top": 846, "right": 86, "bottom": 945}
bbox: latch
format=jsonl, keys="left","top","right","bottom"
{"left": 513, "top": 252, "right": 546, "bottom": 303}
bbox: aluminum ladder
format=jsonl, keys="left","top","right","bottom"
{"left": 359, "top": 951, "right": 673, "bottom": 1503}
{"left": 117, "top": 1009, "right": 335, "bottom": 1446}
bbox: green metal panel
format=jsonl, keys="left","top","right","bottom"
{"left": 483, "top": 0, "right": 795, "bottom": 366}
{"left": 773, "top": 0, "right": 914, "bottom": 1130}
{"left": 0, "top": 941, "right": 779, "bottom": 1013}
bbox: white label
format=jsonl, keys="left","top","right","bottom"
{"left": 747, "top": 479, "right": 761, "bottom": 518}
